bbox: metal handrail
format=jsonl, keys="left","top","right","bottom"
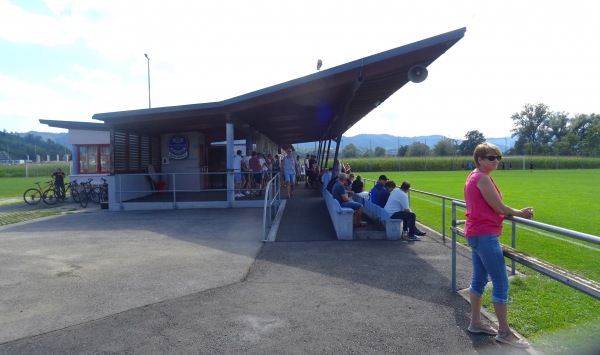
{"left": 262, "top": 173, "right": 282, "bottom": 241}
{"left": 451, "top": 199, "right": 600, "bottom": 300}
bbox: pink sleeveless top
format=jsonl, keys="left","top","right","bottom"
{"left": 464, "top": 171, "right": 504, "bottom": 237}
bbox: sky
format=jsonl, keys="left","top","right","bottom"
{"left": 1, "top": 0, "right": 599, "bottom": 140}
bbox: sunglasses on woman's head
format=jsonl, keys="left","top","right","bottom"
{"left": 484, "top": 155, "right": 502, "bottom": 161}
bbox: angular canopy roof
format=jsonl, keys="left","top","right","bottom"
{"left": 93, "top": 28, "right": 466, "bottom": 147}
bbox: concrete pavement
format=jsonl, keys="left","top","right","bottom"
{"left": 0, "top": 188, "right": 533, "bottom": 354}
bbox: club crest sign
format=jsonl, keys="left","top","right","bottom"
{"left": 168, "top": 135, "right": 189, "bottom": 160}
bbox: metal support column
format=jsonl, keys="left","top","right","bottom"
{"left": 226, "top": 120, "right": 234, "bottom": 207}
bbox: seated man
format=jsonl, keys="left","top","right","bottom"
{"left": 332, "top": 173, "right": 366, "bottom": 227}
{"left": 321, "top": 167, "right": 332, "bottom": 192}
{"left": 384, "top": 181, "right": 426, "bottom": 241}
{"left": 377, "top": 180, "right": 396, "bottom": 208}
{"left": 326, "top": 174, "right": 339, "bottom": 194}
{"left": 369, "top": 175, "right": 388, "bottom": 204}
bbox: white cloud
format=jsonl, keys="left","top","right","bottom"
{"left": 1, "top": 0, "right": 599, "bottom": 138}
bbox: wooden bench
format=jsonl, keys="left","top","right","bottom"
{"left": 352, "top": 194, "right": 403, "bottom": 241}
{"left": 323, "top": 190, "right": 355, "bottom": 240}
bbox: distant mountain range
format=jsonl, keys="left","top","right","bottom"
{"left": 19, "top": 132, "right": 517, "bottom": 154}
{"left": 295, "top": 134, "right": 517, "bottom": 153}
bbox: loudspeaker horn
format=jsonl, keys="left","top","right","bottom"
{"left": 408, "top": 65, "right": 428, "bottom": 83}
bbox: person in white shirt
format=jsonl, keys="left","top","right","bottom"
{"left": 384, "top": 181, "right": 427, "bottom": 241}
{"left": 233, "top": 150, "right": 244, "bottom": 197}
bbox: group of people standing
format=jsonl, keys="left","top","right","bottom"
{"left": 233, "top": 149, "right": 280, "bottom": 198}
{"left": 232, "top": 149, "right": 316, "bottom": 199}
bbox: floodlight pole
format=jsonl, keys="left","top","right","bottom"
{"left": 144, "top": 53, "right": 151, "bottom": 108}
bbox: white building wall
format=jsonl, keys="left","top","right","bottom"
{"left": 68, "top": 129, "right": 110, "bottom": 145}
{"left": 161, "top": 131, "right": 206, "bottom": 191}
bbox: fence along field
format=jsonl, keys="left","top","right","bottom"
{"left": 343, "top": 155, "right": 600, "bottom": 172}
{"left": 356, "top": 168, "right": 600, "bottom": 353}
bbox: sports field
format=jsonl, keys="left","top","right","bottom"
{"left": 357, "top": 169, "right": 600, "bottom": 352}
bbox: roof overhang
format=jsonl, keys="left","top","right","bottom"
{"left": 92, "top": 27, "right": 466, "bottom": 147}
{"left": 39, "top": 119, "right": 110, "bottom": 131}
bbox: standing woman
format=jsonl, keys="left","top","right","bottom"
{"left": 464, "top": 143, "right": 533, "bottom": 348}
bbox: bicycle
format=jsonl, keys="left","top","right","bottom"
{"left": 79, "top": 179, "right": 101, "bottom": 207}
{"left": 62, "top": 179, "right": 80, "bottom": 203}
{"left": 98, "top": 178, "right": 109, "bottom": 203}
{"left": 45, "top": 180, "right": 82, "bottom": 205}
{"left": 23, "top": 181, "right": 56, "bottom": 205}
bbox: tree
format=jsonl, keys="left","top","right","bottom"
{"left": 362, "top": 148, "right": 374, "bottom": 157}
{"left": 510, "top": 103, "right": 551, "bottom": 154}
{"left": 433, "top": 138, "right": 455, "bottom": 156}
{"left": 458, "top": 130, "right": 485, "bottom": 156}
{"left": 583, "top": 125, "right": 600, "bottom": 157}
{"left": 544, "top": 111, "right": 569, "bottom": 141}
{"left": 374, "top": 146, "right": 386, "bottom": 157}
{"left": 342, "top": 143, "right": 359, "bottom": 158}
{"left": 397, "top": 145, "right": 409, "bottom": 157}
{"left": 405, "top": 142, "right": 430, "bottom": 157}
{"left": 569, "top": 114, "right": 593, "bottom": 139}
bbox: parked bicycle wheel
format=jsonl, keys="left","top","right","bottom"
{"left": 70, "top": 188, "right": 80, "bottom": 203}
{"left": 89, "top": 186, "right": 101, "bottom": 204}
{"left": 23, "top": 188, "right": 42, "bottom": 205}
{"left": 80, "top": 190, "right": 89, "bottom": 208}
{"left": 42, "top": 188, "right": 59, "bottom": 205}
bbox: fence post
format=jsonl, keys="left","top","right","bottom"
{"left": 511, "top": 220, "right": 516, "bottom": 275}
{"left": 442, "top": 198, "right": 446, "bottom": 240}
{"left": 451, "top": 201, "right": 457, "bottom": 292}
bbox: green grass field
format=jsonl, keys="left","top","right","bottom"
{"left": 356, "top": 169, "right": 600, "bottom": 352}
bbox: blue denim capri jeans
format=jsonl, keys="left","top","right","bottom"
{"left": 467, "top": 234, "right": 509, "bottom": 304}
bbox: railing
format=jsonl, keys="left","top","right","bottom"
{"left": 262, "top": 173, "right": 282, "bottom": 242}
{"left": 112, "top": 171, "right": 282, "bottom": 241}
{"left": 364, "top": 177, "right": 600, "bottom": 300}
{"left": 114, "top": 171, "right": 275, "bottom": 205}
{"left": 451, "top": 200, "right": 600, "bottom": 300}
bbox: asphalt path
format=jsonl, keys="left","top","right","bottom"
{"left": 0, "top": 189, "right": 535, "bottom": 354}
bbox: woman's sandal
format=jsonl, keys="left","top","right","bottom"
{"left": 467, "top": 322, "right": 498, "bottom": 335}
{"left": 495, "top": 331, "right": 530, "bottom": 348}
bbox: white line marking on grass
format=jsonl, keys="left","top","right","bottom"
{"left": 412, "top": 195, "right": 600, "bottom": 252}
{"left": 514, "top": 225, "right": 600, "bottom": 252}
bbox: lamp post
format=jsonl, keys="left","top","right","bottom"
{"left": 144, "top": 53, "right": 151, "bottom": 108}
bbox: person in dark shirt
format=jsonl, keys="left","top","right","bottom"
{"left": 377, "top": 180, "right": 396, "bottom": 208}
{"left": 351, "top": 175, "right": 364, "bottom": 194}
{"left": 332, "top": 173, "right": 365, "bottom": 227}
{"left": 326, "top": 175, "right": 339, "bottom": 194}
{"left": 369, "top": 175, "right": 388, "bottom": 204}
{"left": 51, "top": 167, "right": 66, "bottom": 198}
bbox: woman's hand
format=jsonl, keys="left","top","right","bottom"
{"left": 520, "top": 207, "right": 534, "bottom": 219}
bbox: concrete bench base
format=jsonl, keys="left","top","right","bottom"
{"left": 324, "top": 190, "right": 354, "bottom": 240}
{"left": 354, "top": 195, "right": 403, "bottom": 241}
